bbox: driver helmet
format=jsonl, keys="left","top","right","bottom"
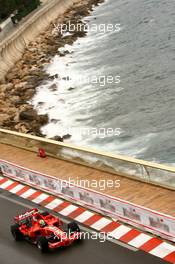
{"left": 39, "top": 219, "right": 46, "bottom": 227}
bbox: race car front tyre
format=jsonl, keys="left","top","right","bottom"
{"left": 11, "top": 224, "right": 23, "bottom": 241}
{"left": 37, "top": 237, "right": 49, "bottom": 253}
{"left": 68, "top": 221, "right": 80, "bottom": 233}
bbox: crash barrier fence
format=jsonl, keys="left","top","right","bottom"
{"left": 0, "top": 128, "right": 175, "bottom": 190}
{"left": 0, "top": 159, "right": 175, "bottom": 242}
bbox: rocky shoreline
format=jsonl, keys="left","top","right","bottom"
{"left": 0, "top": 0, "right": 104, "bottom": 140}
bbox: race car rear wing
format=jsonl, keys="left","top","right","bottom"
{"left": 14, "top": 208, "right": 38, "bottom": 222}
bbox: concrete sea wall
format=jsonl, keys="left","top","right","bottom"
{"left": 0, "top": 0, "right": 80, "bottom": 81}
{"left": 1, "top": 128, "right": 175, "bottom": 191}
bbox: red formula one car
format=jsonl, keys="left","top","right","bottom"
{"left": 10, "top": 208, "right": 81, "bottom": 253}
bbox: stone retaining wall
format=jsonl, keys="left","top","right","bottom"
{"left": 0, "top": 0, "right": 80, "bottom": 81}
{"left": 0, "top": 17, "right": 14, "bottom": 41}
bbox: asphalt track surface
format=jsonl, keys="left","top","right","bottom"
{"left": 0, "top": 188, "right": 168, "bottom": 264}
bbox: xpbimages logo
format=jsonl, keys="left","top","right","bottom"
{"left": 56, "top": 127, "right": 122, "bottom": 139}
{"left": 52, "top": 22, "right": 121, "bottom": 35}
{"left": 60, "top": 230, "right": 114, "bottom": 243}
{"left": 60, "top": 178, "right": 121, "bottom": 191}
{"left": 60, "top": 74, "right": 121, "bottom": 87}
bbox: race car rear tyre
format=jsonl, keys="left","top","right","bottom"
{"left": 37, "top": 237, "right": 48, "bottom": 253}
{"left": 11, "top": 224, "right": 23, "bottom": 241}
{"left": 68, "top": 221, "right": 80, "bottom": 233}
{"left": 40, "top": 211, "right": 49, "bottom": 216}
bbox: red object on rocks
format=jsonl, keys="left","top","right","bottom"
{"left": 38, "top": 148, "right": 46, "bottom": 158}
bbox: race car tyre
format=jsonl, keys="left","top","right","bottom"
{"left": 68, "top": 221, "right": 80, "bottom": 233}
{"left": 37, "top": 237, "right": 49, "bottom": 253}
{"left": 11, "top": 224, "right": 23, "bottom": 241}
{"left": 40, "top": 211, "right": 49, "bottom": 216}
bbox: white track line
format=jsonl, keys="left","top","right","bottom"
{"left": 32, "top": 193, "right": 49, "bottom": 204}
{"left": 45, "top": 198, "right": 63, "bottom": 209}
{"left": 109, "top": 225, "right": 131, "bottom": 240}
{"left": 0, "top": 180, "right": 13, "bottom": 189}
{"left": 128, "top": 233, "right": 152, "bottom": 247}
{"left": 10, "top": 184, "right": 25, "bottom": 194}
{"left": 75, "top": 211, "right": 94, "bottom": 223}
{"left": 20, "top": 189, "right": 36, "bottom": 198}
{"left": 149, "top": 242, "right": 175, "bottom": 258}
{"left": 59, "top": 204, "right": 78, "bottom": 216}
{"left": 91, "top": 218, "right": 112, "bottom": 230}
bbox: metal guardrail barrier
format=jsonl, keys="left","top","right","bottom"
{"left": 0, "top": 128, "right": 175, "bottom": 190}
